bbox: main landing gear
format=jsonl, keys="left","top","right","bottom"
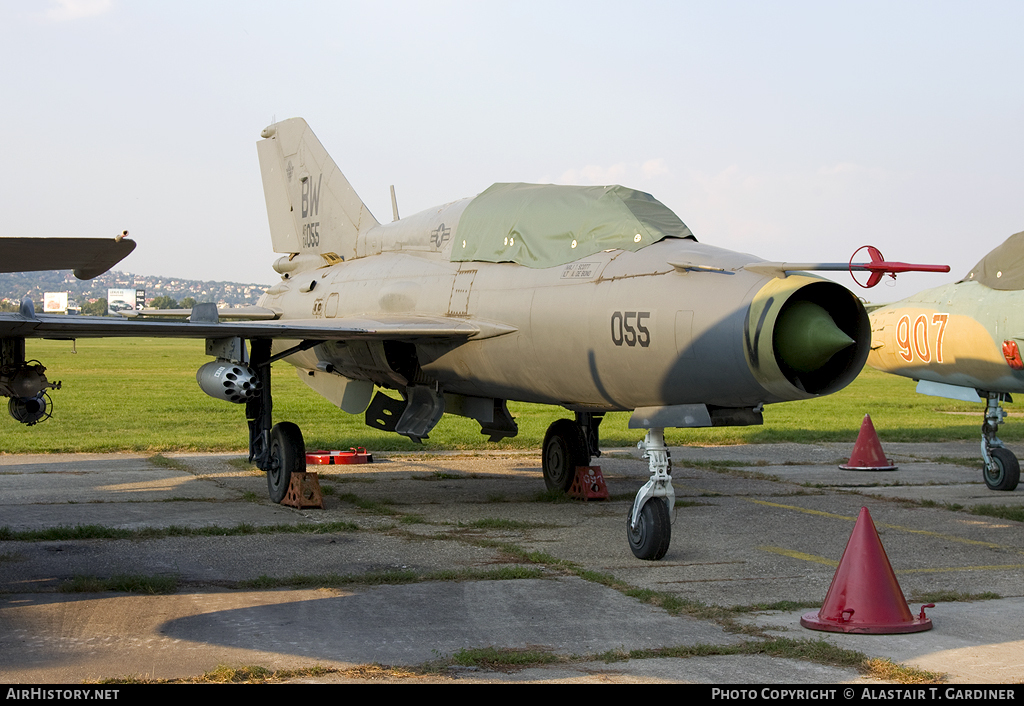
{"left": 266, "top": 421, "right": 306, "bottom": 502}
{"left": 542, "top": 419, "right": 589, "bottom": 491}
{"left": 542, "top": 416, "right": 674, "bottom": 561}
{"left": 981, "top": 393, "right": 1020, "bottom": 491}
{"left": 245, "top": 339, "right": 308, "bottom": 501}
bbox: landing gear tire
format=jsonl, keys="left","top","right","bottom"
{"left": 267, "top": 422, "right": 306, "bottom": 503}
{"left": 984, "top": 447, "right": 1020, "bottom": 491}
{"left": 542, "top": 419, "right": 589, "bottom": 492}
{"left": 627, "top": 499, "right": 671, "bottom": 561}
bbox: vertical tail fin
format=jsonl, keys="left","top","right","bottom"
{"left": 257, "top": 118, "right": 379, "bottom": 262}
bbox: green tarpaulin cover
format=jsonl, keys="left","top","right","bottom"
{"left": 963, "top": 230, "right": 1024, "bottom": 290}
{"left": 451, "top": 183, "right": 694, "bottom": 268}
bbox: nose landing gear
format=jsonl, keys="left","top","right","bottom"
{"left": 541, "top": 416, "right": 674, "bottom": 559}
{"left": 981, "top": 393, "right": 1020, "bottom": 491}
{"left": 627, "top": 428, "right": 674, "bottom": 560}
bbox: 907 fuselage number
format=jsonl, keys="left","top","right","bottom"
{"left": 611, "top": 311, "right": 651, "bottom": 347}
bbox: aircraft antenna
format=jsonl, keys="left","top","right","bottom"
{"left": 390, "top": 185, "right": 400, "bottom": 222}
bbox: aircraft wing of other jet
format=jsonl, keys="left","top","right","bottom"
{"left": 0, "top": 236, "right": 136, "bottom": 280}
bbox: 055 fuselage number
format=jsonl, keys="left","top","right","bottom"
{"left": 611, "top": 311, "right": 651, "bottom": 347}
{"left": 301, "top": 173, "right": 322, "bottom": 248}
{"left": 302, "top": 222, "right": 320, "bottom": 248}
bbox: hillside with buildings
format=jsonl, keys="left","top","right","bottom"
{"left": 0, "top": 269, "right": 269, "bottom": 311}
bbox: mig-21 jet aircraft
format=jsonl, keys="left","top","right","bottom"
{"left": 0, "top": 118, "right": 945, "bottom": 559}
{"left": 869, "top": 231, "right": 1024, "bottom": 492}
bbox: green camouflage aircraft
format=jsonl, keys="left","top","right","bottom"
{"left": 869, "top": 231, "right": 1024, "bottom": 491}
{"left": 0, "top": 118, "right": 943, "bottom": 559}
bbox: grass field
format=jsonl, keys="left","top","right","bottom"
{"left": 3, "top": 337, "right": 1016, "bottom": 454}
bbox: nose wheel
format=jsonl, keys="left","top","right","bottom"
{"left": 627, "top": 496, "right": 671, "bottom": 560}
{"left": 984, "top": 447, "right": 1019, "bottom": 491}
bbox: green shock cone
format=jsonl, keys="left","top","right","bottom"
{"left": 774, "top": 301, "right": 855, "bottom": 372}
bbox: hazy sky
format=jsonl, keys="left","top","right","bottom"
{"left": 2, "top": 1, "right": 1022, "bottom": 302}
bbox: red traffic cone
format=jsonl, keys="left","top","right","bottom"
{"left": 840, "top": 414, "right": 897, "bottom": 470}
{"left": 801, "top": 507, "right": 932, "bottom": 633}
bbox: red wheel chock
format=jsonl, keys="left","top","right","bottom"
{"left": 569, "top": 466, "right": 609, "bottom": 500}
{"left": 306, "top": 447, "right": 374, "bottom": 465}
{"left": 282, "top": 472, "right": 324, "bottom": 509}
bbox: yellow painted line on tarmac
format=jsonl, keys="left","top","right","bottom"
{"left": 747, "top": 500, "right": 853, "bottom": 522}
{"left": 760, "top": 544, "right": 1024, "bottom": 574}
{"left": 744, "top": 498, "right": 1013, "bottom": 553}
{"left": 898, "top": 564, "right": 1024, "bottom": 574}
{"left": 759, "top": 546, "right": 837, "bottom": 567}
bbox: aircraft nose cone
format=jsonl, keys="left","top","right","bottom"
{"left": 774, "top": 300, "right": 855, "bottom": 373}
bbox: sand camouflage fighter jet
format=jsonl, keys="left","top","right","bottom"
{"left": 0, "top": 118, "right": 945, "bottom": 559}
{"left": 869, "top": 231, "right": 1024, "bottom": 492}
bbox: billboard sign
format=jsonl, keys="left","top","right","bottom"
{"left": 107, "top": 288, "right": 138, "bottom": 315}
{"left": 43, "top": 292, "right": 68, "bottom": 313}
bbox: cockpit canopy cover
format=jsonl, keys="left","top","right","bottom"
{"left": 451, "top": 183, "right": 695, "bottom": 268}
{"left": 962, "top": 230, "right": 1024, "bottom": 290}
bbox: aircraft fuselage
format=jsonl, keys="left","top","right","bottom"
{"left": 261, "top": 206, "right": 867, "bottom": 418}
{"left": 868, "top": 281, "right": 1024, "bottom": 394}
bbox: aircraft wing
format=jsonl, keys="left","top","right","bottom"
{"left": 0, "top": 237, "right": 136, "bottom": 280}
{"left": 0, "top": 309, "right": 513, "bottom": 342}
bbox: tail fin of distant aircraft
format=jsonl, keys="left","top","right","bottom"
{"left": 257, "top": 118, "right": 379, "bottom": 262}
